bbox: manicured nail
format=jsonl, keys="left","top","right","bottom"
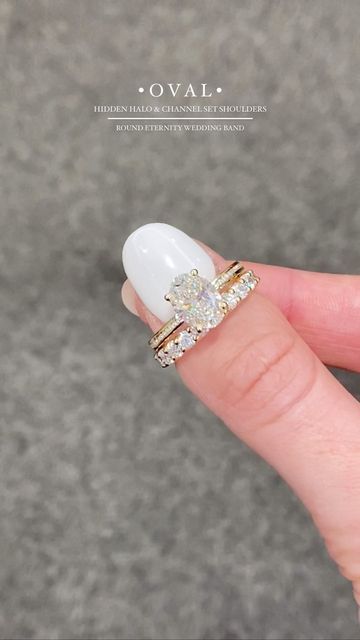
{"left": 121, "top": 280, "right": 139, "bottom": 316}
{"left": 122, "top": 223, "right": 215, "bottom": 321}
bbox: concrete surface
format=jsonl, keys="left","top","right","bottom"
{"left": 1, "top": 1, "right": 359, "bottom": 638}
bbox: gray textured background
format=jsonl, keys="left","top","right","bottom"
{"left": 1, "top": 1, "right": 360, "bottom": 638}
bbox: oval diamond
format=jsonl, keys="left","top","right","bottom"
{"left": 167, "top": 272, "right": 225, "bottom": 331}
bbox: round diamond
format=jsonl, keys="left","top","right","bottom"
{"left": 222, "top": 291, "right": 239, "bottom": 310}
{"left": 233, "top": 282, "right": 250, "bottom": 299}
{"left": 166, "top": 341, "right": 182, "bottom": 359}
{"left": 178, "top": 330, "right": 196, "bottom": 350}
{"left": 155, "top": 349, "right": 173, "bottom": 367}
{"left": 241, "top": 272, "right": 257, "bottom": 290}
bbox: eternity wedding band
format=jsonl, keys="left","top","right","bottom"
{"left": 150, "top": 262, "right": 259, "bottom": 367}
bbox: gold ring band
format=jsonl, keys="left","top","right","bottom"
{"left": 149, "top": 261, "right": 245, "bottom": 350}
{"left": 152, "top": 266, "right": 259, "bottom": 367}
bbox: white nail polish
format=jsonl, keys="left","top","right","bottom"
{"left": 122, "top": 223, "right": 215, "bottom": 321}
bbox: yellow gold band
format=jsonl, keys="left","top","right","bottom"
{"left": 149, "top": 261, "right": 245, "bottom": 350}
{"left": 153, "top": 267, "right": 260, "bottom": 367}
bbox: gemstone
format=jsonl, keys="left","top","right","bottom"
{"left": 232, "top": 282, "right": 250, "bottom": 299}
{"left": 222, "top": 290, "right": 239, "bottom": 310}
{"left": 178, "top": 330, "right": 196, "bottom": 350}
{"left": 166, "top": 341, "right": 182, "bottom": 359}
{"left": 241, "top": 272, "right": 257, "bottom": 290}
{"left": 168, "top": 272, "right": 204, "bottom": 305}
{"left": 167, "top": 272, "right": 225, "bottom": 330}
{"left": 155, "top": 349, "right": 173, "bottom": 366}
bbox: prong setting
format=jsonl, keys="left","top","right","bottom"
{"left": 153, "top": 265, "right": 260, "bottom": 366}
{"left": 220, "top": 300, "right": 229, "bottom": 314}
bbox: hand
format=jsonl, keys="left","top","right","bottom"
{"left": 122, "top": 225, "right": 360, "bottom": 614}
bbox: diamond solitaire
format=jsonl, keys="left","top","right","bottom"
{"left": 165, "top": 269, "right": 227, "bottom": 331}
{"left": 153, "top": 265, "right": 260, "bottom": 367}
{"left": 147, "top": 261, "right": 260, "bottom": 366}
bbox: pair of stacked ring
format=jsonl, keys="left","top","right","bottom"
{"left": 149, "top": 261, "right": 259, "bottom": 367}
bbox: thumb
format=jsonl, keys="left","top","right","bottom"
{"left": 122, "top": 223, "right": 360, "bottom": 613}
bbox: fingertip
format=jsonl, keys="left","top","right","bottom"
{"left": 121, "top": 279, "right": 163, "bottom": 333}
{"left": 121, "top": 280, "right": 139, "bottom": 316}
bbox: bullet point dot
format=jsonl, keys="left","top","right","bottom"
{"left": 138, "top": 87, "right": 144, "bottom": 93}
{"left": 216, "top": 87, "right": 222, "bottom": 93}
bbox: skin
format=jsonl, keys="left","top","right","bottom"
{"left": 122, "top": 244, "right": 360, "bottom": 611}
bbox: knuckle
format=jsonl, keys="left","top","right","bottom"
{"left": 213, "top": 330, "right": 317, "bottom": 430}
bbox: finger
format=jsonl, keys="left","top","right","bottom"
{"left": 122, "top": 279, "right": 163, "bottom": 331}
{"left": 203, "top": 241, "right": 360, "bottom": 373}
{"left": 247, "top": 263, "right": 360, "bottom": 372}
{"left": 122, "top": 247, "right": 360, "bottom": 372}
{"left": 122, "top": 223, "right": 360, "bottom": 607}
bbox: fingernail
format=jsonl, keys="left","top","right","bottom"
{"left": 121, "top": 280, "right": 139, "bottom": 316}
{"left": 122, "top": 223, "right": 215, "bottom": 321}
